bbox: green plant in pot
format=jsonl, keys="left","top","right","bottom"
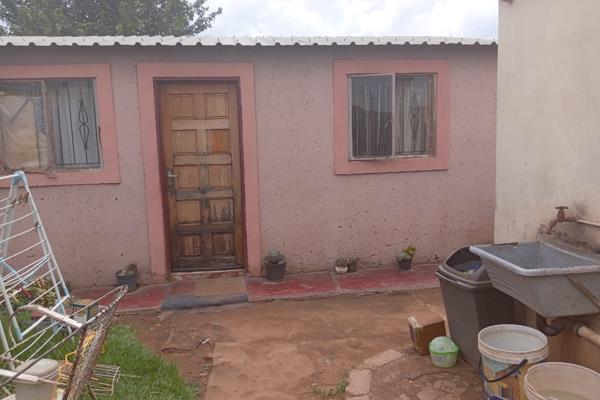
{"left": 396, "top": 245, "right": 416, "bottom": 270}
{"left": 264, "top": 249, "right": 287, "bottom": 282}
{"left": 11, "top": 278, "right": 58, "bottom": 322}
{"left": 13, "top": 278, "right": 57, "bottom": 307}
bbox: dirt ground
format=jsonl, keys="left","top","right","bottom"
{"left": 118, "top": 289, "right": 482, "bottom": 399}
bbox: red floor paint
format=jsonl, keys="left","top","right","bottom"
{"left": 168, "top": 280, "right": 197, "bottom": 296}
{"left": 71, "top": 287, "right": 113, "bottom": 303}
{"left": 116, "top": 284, "right": 170, "bottom": 311}
{"left": 72, "top": 284, "right": 169, "bottom": 312}
{"left": 71, "top": 266, "right": 439, "bottom": 311}
{"left": 335, "top": 266, "right": 438, "bottom": 292}
{"left": 246, "top": 272, "right": 338, "bottom": 301}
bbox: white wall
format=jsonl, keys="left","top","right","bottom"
{"left": 496, "top": 0, "right": 600, "bottom": 370}
{"left": 496, "top": 0, "right": 600, "bottom": 246}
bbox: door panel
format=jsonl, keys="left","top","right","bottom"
{"left": 159, "top": 82, "right": 243, "bottom": 272}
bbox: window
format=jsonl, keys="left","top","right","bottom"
{"left": 334, "top": 59, "right": 449, "bottom": 174}
{"left": 350, "top": 74, "right": 436, "bottom": 159}
{"left": 0, "top": 79, "right": 101, "bottom": 172}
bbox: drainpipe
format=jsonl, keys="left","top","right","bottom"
{"left": 536, "top": 314, "right": 566, "bottom": 336}
{"left": 537, "top": 314, "right": 600, "bottom": 349}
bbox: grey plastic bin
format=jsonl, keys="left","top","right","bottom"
{"left": 436, "top": 247, "right": 515, "bottom": 369}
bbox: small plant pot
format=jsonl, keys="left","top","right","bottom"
{"left": 397, "top": 258, "right": 413, "bottom": 271}
{"left": 265, "top": 262, "right": 286, "bottom": 282}
{"left": 116, "top": 264, "right": 138, "bottom": 292}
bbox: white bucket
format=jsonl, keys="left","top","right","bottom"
{"left": 524, "top": 362, "right": 600, "bottom": 400}
{"left": 14, "top": 358, "right": 60, "bottom": 400}
{"left": 478, "top": 324, "right": 549, "bottom": 400}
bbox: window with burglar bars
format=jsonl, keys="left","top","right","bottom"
{"left": 0, "top": 79, "right": 101, "bottom": 172}
{"left": 349, "top": 73, "right": 436, "bottom": 159}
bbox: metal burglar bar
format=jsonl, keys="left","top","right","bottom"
{"left": 46, "top": 79, "right": 101, "bottom": 169}
{"left": 0, "top": 79, "right": 101, "bottom": 173}
{"left": 349, "top": 73, "right": 436, "bottom": 159}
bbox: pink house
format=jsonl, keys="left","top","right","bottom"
{"left": 0, "top": 36, "right": 497, "bottom": 288}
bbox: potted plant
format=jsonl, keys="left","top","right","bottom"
{"left": 334, "top": 257, "right": 359, "bottom": 274}
{"left": 264, "top": 250, "right": 287, "bottom": 282}
{"left": 396, "top": 246, "right": 416, "bottom": 270}
{"left": 334, "top": 257, "right": 349, "bottom": 274}
{"left": 11, "top": 278, "right": 57, "bottom": 323}
{"left": 116, "top": 263, "right": 138, "bottom": 292}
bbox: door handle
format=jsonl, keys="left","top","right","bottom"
{"left": 167, "top": 169, "right": 177, "bottom": 195}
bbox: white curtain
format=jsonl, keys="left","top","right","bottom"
{"left": 350, "top": 75, "right": 393, "bottom": 158}
{"left": 395, "top": 75, "right": 435, "bottom": 156}
{"left": 0, "top": 82, "right": 50, "bottom": 171}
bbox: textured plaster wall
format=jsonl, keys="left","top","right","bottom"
{"left": 253, "top": 46, "right": 497, "bottom": 271}
{"left": 0, "top": 55, "right": 149, "bottom": 288}
{"left": 0, "top": 45, "right": 497, "bottom": 286}
{"left": 496, "top": 0, "right": 600, "bottom": 246}
{"left": 496, "top": 0, "right": 600, "bottom": 371}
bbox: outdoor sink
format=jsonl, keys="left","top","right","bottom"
{"left": 470, "top": 241, "right": 600, "bottom": 318}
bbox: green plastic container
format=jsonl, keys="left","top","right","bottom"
{"left": 429, "top": 336, "right": 459, "bottom": 368}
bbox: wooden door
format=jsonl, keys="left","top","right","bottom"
{"left": 159, "top": 82, "right": 244, "bottom": 271}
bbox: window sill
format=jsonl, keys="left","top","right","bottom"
{"left": 335, "top": 154, "right": 448, "bottom": 175}
{"left": 350, "top": 154, "right": 432, "bottom": 161}
{"left": 0, "top": 168, "right": 120, "bottom": 187}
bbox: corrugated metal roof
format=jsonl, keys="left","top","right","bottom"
{"left": 0, "top": 35, "right": 496, "bottom": 47}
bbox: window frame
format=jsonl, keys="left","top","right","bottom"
{"left": 334, "top": 59, "right": 449, "bottom": 175}
{"left": 0, "top": 78, "right": 103, "bottom": 171}
{"left": 0, "top": 64, "right": 119, "bottom": 186}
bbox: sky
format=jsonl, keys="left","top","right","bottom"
{"left": 204, "top": 0, "right": 498, "bottom": 39}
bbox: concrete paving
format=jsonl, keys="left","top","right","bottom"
{"left": 119, "top": 288, "right": 481, "bottom": 400}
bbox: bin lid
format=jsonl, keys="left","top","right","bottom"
{"left": 438, "top": 263, "right": 491, "bottom": 285}
{"left": 441, "top": 247, "right": 490, "bottom": 284}
{"left": 436, "top": 268, "right": 492, "bottom": 291}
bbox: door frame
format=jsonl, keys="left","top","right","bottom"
{"left": 137, "top": 63, "right": 261, "bottom": 281}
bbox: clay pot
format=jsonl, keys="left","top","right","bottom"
{"left": 397, "top": 258, "right": 412, "bottom": 271}
{"left": 265, "top": 261, "right": 286, "bottom": 281}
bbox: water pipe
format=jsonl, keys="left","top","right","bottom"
{"left": 577, "top": 218, "right": 600, "bottom": 229}
{"left": 541, "top": 206, "right": 600, "bottom": 234}
{"left": 537, "top": 314, "right": 600, "bottom": 349}
{"left": 573, "top": 323, "right": 600, "bottom": 348}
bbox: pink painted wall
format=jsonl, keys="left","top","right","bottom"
{"left": 0, "top": 45, "right": 497, "bottom": 286}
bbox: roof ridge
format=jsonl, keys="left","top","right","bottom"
{"left": 0, "top": 35, "right": 497, "bottom": 47}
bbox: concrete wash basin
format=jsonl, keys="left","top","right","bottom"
{"left": 470, "top": 241, "right": 600, "bottom": 318}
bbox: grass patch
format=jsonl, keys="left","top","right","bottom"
{"left": 84, "top": 325, "right": 197, "bottom": 400}
{"left": 311, "top": 377, "right": 348, "bottom": 399}
{"left": 0, "top": 319, "right": 196, "bottom": 399}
